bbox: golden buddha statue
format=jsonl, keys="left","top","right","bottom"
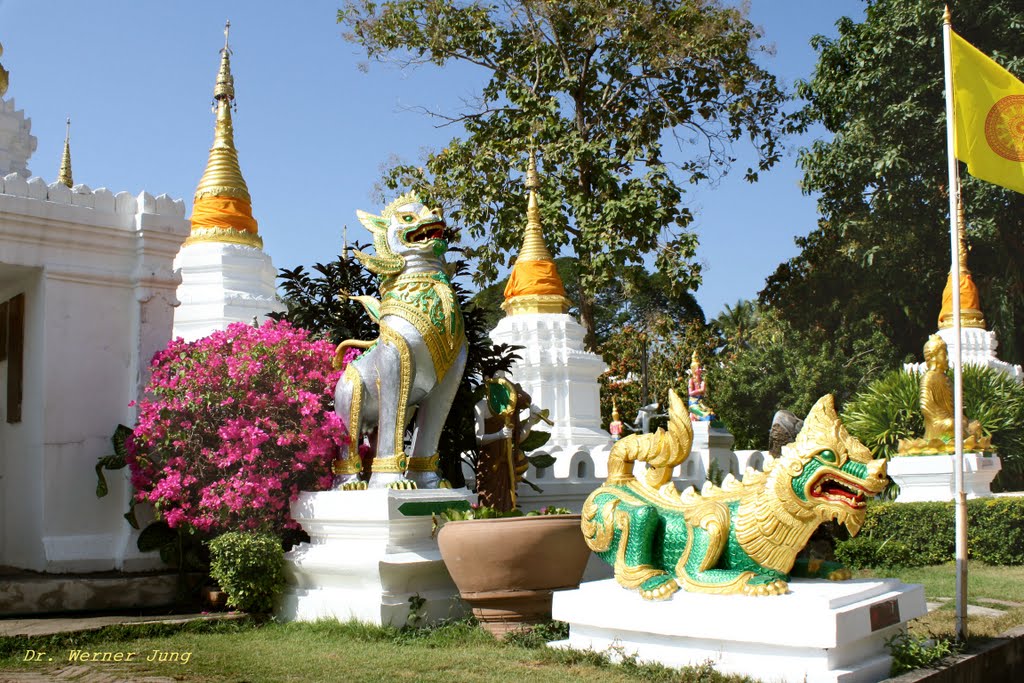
{"left": 898, "top": 335, "right": 990, "bottom": 454}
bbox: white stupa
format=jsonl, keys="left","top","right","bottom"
{"left": 904, "top": 202, "right": 1021, "bottom": 380}
{"left": 489, "top": 152, "right": 612, "bottom": 503}
{"left": 0, "top": 51, "right": 36, "bottom": 178}
{"left": 173, "top": 23, "right": 283, "bottom": 342}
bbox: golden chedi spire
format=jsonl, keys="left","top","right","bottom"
{"left": 57, "top": 118, "right": 73, "bottom": 188}
{"left": 186, "top": 21, "right": 262, "bottom": 250}
{"left": 0, "top": 41, "right": 9, "bottom": 98}
{"left": 502, "top": 149, "right": 572, "bottom": 315}
{"left": 938, "top": 196, "right": 985, "bottom": 329}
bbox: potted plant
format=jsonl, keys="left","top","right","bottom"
{"left": 436, "top": 378, "right": 591, "bottom": 637}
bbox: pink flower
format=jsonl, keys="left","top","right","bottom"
{"left": 126, "top": 320, "right": 346, "bottom": 534}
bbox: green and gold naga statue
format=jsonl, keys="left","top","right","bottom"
{"left": 582, "top": 391, "right": 888, "bottom": 599}
{"left": 331, "top": 193, "right": 467, "bottom": 490}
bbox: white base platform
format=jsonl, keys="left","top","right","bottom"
{"left": 888, "top": 452, "right": 1001, "bottom": 503}
{"left": 276, "top": 488, "right": 473, "bottom": 627}
{"left": 551, "top": 578, "right": 926, "bottom": 683}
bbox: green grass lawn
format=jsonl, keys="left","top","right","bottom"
{"left": 856, "top": 561, "right": 1024, "bottom": 638}
{"left": 0, "top": 618, "right": 752, "bottom": 683}
{"left": 2, "top": 563, "right": 1021, "bottom": 682}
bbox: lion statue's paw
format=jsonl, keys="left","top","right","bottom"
{"left": 743, "top": 578, "right": 789, "bottom": 597}
{"left": 827, "top": 567, "right": 853, "bottom": 581}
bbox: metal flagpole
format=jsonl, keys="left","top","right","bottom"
{"left": 942, "top": 5, "right": 968, "bottom": 643}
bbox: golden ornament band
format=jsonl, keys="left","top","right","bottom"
{"left": 406, "top": 453, "right": 440, "bottom": 472}
{"left": 183, "top": 226, "right": 264, "bottom": 250}
{"left": 332, "top": 456, "right": 361, "bottom": 476}
{"left": 372, "top": 454, "right": 408, "bottom": 474}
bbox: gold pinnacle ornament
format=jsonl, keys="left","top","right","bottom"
{"left": 937, "top": 194, "right": 985, "bottom": 329}
{"left": 57, "top": 118, "right": 73, "bottom": 188}
{"left": 186, "top": 20, "right": 263, "bottom": 250}
{"left": 502, "top": 148, "right": 572, "bottom": 315}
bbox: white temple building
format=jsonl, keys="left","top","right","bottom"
{"left": 0, "top": 50, "right": 189, "bottom": 572}
{"left": 173, "top": 24, "right": 283, "bottom": 342}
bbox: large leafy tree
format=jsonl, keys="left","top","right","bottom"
{"left": 710, "top": 298, "right": 759, "bottom": 356}
{"left": 340, "top": 0, "right": 787, "bottom": 349}
{"left": 705, "top": 312, "right": 903, "bottom": 449}
{"left": 762, "top": 0, "right": 1024, "bottom": 363}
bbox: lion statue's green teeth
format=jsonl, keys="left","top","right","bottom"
{"left": 582, "top": 391, "right": 888, "bottom": 598}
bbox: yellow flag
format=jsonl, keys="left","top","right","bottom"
{"left": 951, "top": 30, "right": 1024, "bottom": 194}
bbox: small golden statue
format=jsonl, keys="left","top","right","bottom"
{"left": 898, "top": 335, "right": 991, "bottom": 455}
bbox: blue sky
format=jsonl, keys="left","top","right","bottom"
{"left": 0, "top": 0, "right": 866, "bottom": 319}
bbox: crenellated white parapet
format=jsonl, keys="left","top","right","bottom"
{"left": 0, "top": 176, "right": 189, "bottom": 572}
{"left": 904, "top": 327, "right": 1022, "bottom": 381}
{"left": 173, "top": 240, "right": 285, "bottom": 342}
{"left": 0, "top": 97, "right": 37, "bottom": 178}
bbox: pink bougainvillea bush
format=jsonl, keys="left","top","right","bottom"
{"left": 127, "top": 321, "right": 347, "bottom": 534}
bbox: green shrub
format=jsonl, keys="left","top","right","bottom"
{"left": 970, "top": 498, "right": 1024, "bottom": 565}
{"left": 835, "top": 536, "right": 917, "bottom": 571}
{"left": 208, "top": 532, "right": 286, "bottom": 613}
{"left": 834, "top": 498, "right": 1024, "bottom": 568}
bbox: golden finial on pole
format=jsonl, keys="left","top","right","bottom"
{"left": 224, "top": 20, "right": 231, "bottom": 52}
{"left": 943, "top": 5, "right": 952, "bottom": 25}
{"left": 520, "top": 149, "right": 553, "bottom": 262}
{"left": 57, "top": 117, "right": 73, "bottom": 188}
{"left": 525, "top": 148, "right": 540, "bottom": 191}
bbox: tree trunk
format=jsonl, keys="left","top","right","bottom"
{"left": 579, "top": 292, "right": 598, "bottom": 352}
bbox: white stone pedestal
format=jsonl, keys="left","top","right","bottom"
{"left": 888, "top": 452, "right": 1001, "bottom": 503}
{"left": 551, "top": 578, "right": 926, "bottom": 683}
{"left": 277, "top": 488, "right": 473, "bottom": 627}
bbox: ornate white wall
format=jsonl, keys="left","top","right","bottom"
{"left": 0, "top": 172, "right": 188, "bottom": 572}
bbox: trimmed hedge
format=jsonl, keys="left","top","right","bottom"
{"left": 834, "top": 497, "right": 1024, "bottom": 569}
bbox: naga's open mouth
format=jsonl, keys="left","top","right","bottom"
{"left": 811, "top": 474, "right": 869, "bottom": 509}
{"left": 405, "top": 221, "right": 446, "bottom": 244}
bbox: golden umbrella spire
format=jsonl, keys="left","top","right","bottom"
{"left": 194, "top": 20, "right": 250, "bottom": 204}
{"left": 57, "top": 118, "right": 73, "bottom": 188}
{"left": 0, "top": 41, "right": 9, "bottom": 98}
{"left": 938, "top": 194, "right": 985, "bottom": 329}
{"left": 519, "top": 149, "right": 554, "bottom": 262}
{"left": 186, "top": 20, "right": 262, "bottom": 249}
{"left": 502, "top": 148, "right": 571, "bottom": 315}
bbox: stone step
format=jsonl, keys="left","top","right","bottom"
{"left": 0, "top": 572, "right": 190, "bottom": 617}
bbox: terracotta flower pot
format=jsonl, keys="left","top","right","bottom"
{"left": 437, "top": 514, "right": 590, "bottom": 637}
